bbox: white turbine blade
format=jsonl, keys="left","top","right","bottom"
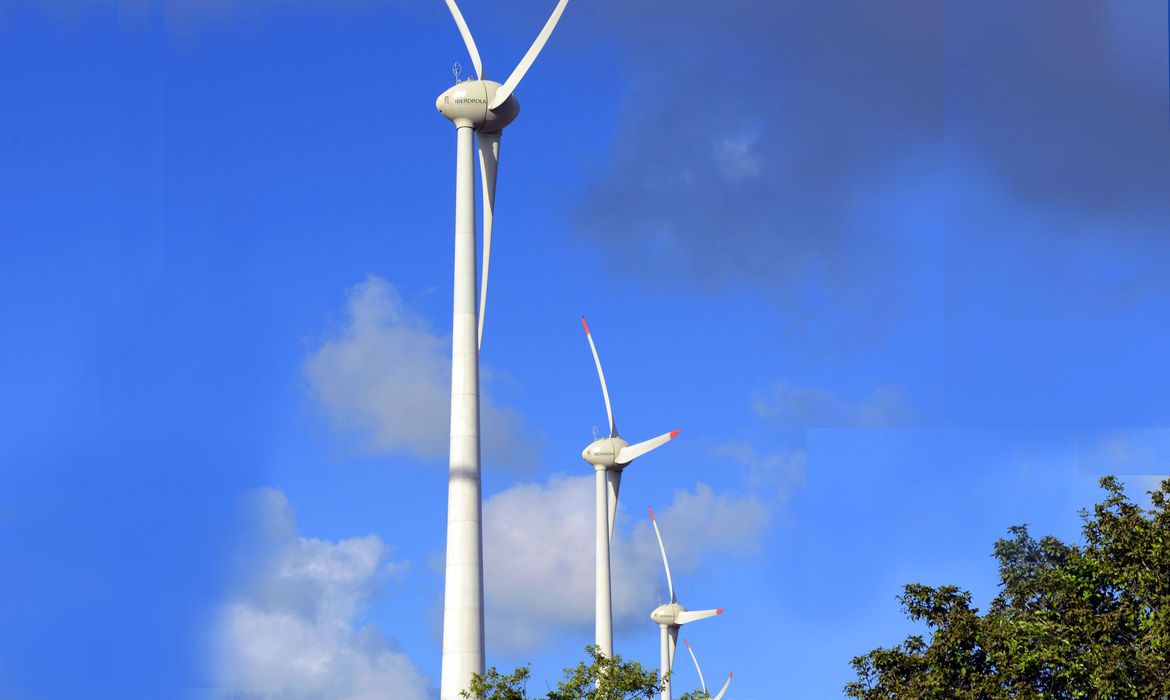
{"left": 712, "top": 672, "right": 733, "bottom": 700}
{"left": 606, "top": 469, "right": 621, "bottom": 543}
{"left": 667, "top": 625, "right": 678, "bottom": 671}
{"left": 676, "top": 608, "right": 724, "bottom": 625}
{"left": 581, "top": 316, "right": 617, "bottom": 437}
{"left": 683, "top": 639, "right": 707, "bottom": 694}
{"left": 476, "top": 131, "right": 500, "bottom": 352}
{"left": 489, "top": 0, "right": 570, "bottom": 110}
{"left": 615, "top": 429, "right": 679, "bottom": 465}
{"left": 648, "top": 506, "right": 675, "bottom": 603}
{"left": 443, "top": 0, "right": 485, "bottom": 80}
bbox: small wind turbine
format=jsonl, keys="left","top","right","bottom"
{"left": 435, "top": 3, "right": 571, "bottom": 699}
{"left": 649, "top": 507, "right": 724, "bottom": 700}
{"left": 683, "top": 639, "right": 733, "bottom": 700}
{"left": 580, "top": 316, "right": 679, "bottom": 658}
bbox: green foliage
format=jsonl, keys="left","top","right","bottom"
{"left": 462, "top": 645, "right": 662, "bottom": 700}
{"left": 846, "top": 477, "right": 1170, "bottom": 699}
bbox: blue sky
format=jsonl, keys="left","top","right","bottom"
{"left": 1, "top": 1, "right": 1168, "bottom": 698}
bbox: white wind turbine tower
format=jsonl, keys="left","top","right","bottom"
{"left": 683, "top": 639, "right": 733, "bottom": 700}
{"left": 649, "top": 507, "right": 724, "bottom": 700}
{"left": 580, "top": 316, "right": 679, "bottom": 658}
{"left": 434, "top": 2, "right": 571, "bottom": 698}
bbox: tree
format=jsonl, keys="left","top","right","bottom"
{"left": 463, "top": 645, "right": 663, "bottom": 700}
{"left": 846, "top": 476, "right": 1170, "bottom": 699}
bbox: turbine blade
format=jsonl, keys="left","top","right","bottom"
{"left": 684, "top": 639, "right": 707, "bottom": 694}
{"left": 476, "top": 131, "right": 500, "bottom": 352}
{"left": 489, "top": 0, "right": 570, "bottom": 110}
{"left": 443, "top": 0, "right": 485, "bottom": 80}
{"left": 581, "top": 316, "right": 617, "bottom": 437}
{"left": 667, "top": 625, "right": 678, "bottom": 671}
{"left": 648, "top": 506, "right": 675, "bottom": 603}
{"left": 713, "top": 672, "right": 733, "bottom": 700}
{"left": 676, "top": 608, "right": 723, "bottom": 625}
{"left": 606, "top": 469, "right": 621, "bottom": 544}
{"left": 616, "top": 429, "right": 679, "bottom": 465}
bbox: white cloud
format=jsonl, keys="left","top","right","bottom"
{"left": 1130, "top": 475, "right": 1169, "bottom": 496}
{"left": 482, "top": 476, "right": 768, "bottom": 652}
{"left": 752, "top": 381, "right": 915, "bottom": 432}
{"left": 714, "top": 133, "right": 762, "bottom": 184}
{"left": 20, "top": 0, "right": 393, "bottom": 34}
{"left": 1077, "top": 429, "right": 1170, "bottom": 505}
{"left": 305, "top": 276, "right": 535, "bottom": 470}
{"left": 716, "top": 441, "right": 806, "bottom": 501}
{"left": 213, "top": 488, "right": 430, "bottom": 700}
{"left": 1078, "top": 428, "right": 1170, "bottom": 475}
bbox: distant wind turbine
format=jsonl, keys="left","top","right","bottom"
{"left": 649, "top": 507, "right": 724, "bottom": 700}
{"left": 580, "top": 316, "right": 679, "bottom": 658}
{"left": 435, "top": 2, "right": 572, "bottom": 698}
{"left": 683, "top": 639, "right": 733, "bottom": 700}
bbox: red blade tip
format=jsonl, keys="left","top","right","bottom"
{"left": 669, "top": 429, "right": 680, "bottom": 439}
{"left": 716, "top": 609, "right": 724, "bottom": 614}
{"left": 684, "top": 639, "right": 690, "bottom": 649}
{"left": 580, "top": 316, "right": 590, "bottom": 334}
{"left": 648, "top": 506, "right": 655, "bottom": 521}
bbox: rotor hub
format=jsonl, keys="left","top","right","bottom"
{"left": 436, "top": 79, "right": 519, "bottom": 132}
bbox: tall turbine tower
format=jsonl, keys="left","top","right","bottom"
{"left": 435, "top": 2, "right": 570, "bottom": 698}
{"left": 649, "top": 507, "right": 724, "bottom": 700}
{"left": 580, "top": 316, "right": 679, "bottom": 658}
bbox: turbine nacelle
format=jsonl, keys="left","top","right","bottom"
{"left": 581, "top": 436, "right": 631, "bottom": 469}
{"left": 436, "top": 79, "right": 520, "bottom": 132}
{"left": 651, "top": 601, "right": 686, "bottom": 627}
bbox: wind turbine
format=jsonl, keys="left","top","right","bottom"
{"left": 435, "top": 2, "right": 571, "bottom": 698}
{"left": 580, "top": 316, "right": 679, "bottom": 658}
{"left": 649, "top": 507, "right": 724, "bottom": 700}
{"left": 683, "top": 639, "right": 733, "bottom": 700}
